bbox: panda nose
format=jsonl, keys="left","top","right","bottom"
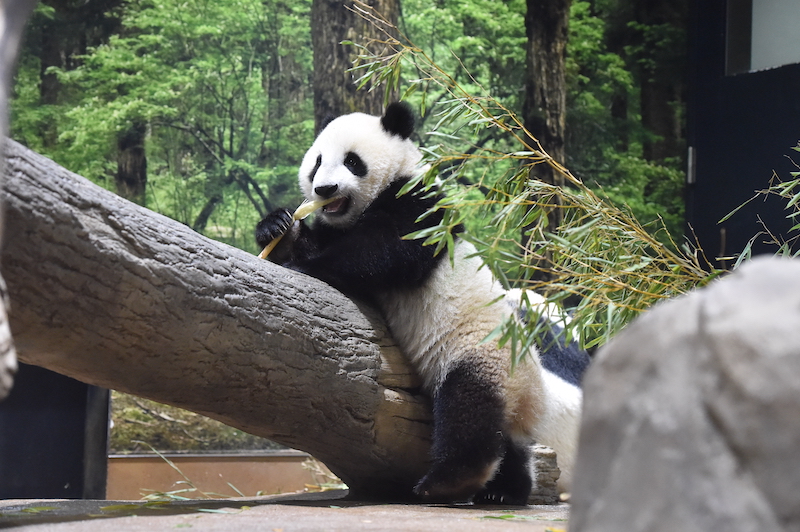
{"left": 314, "top": 184, "right": 339, "bottom": 198}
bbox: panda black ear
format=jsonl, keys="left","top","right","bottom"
{"left": 316, "top": 113, "right": 337, "bottom": 135}
{"left": 381, "top": 102, "right": 415, "bottom": 139}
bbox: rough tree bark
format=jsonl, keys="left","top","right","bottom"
{"left": 523, "top": 0, "right": 570, "bottom": 186}
{"left": 0, "top": 138, "right": 428, "bottom": 498}
{"left": 522, "top": 0, "right": 570, "bottom": 278}
{"left": 1, "top": 140, "right": 561, "bottom": 501}
{"left": 115, "top": 120, "right": 148, "bottom": 206}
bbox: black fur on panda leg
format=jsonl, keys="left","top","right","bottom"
{"left": 413, "top": 359, "right": 511, "bottom": 504}
{"left": 474, "top": 440, "right": 532, "bottom": 506}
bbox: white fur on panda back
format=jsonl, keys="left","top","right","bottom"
{"left": 377, "top": 240, "right": 510, "bottom": 390}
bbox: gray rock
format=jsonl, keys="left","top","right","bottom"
{"left": 570, "top": 257, "right": 800, "bottom": 532}
{"left": 529, "top": 444, "right": 560, "bottom": 505}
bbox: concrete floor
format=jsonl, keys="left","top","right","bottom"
{"left": 0, "top": 490, "right": 570, "bottom": 531}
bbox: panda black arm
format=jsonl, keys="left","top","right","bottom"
{"left": 287, "top": 221, "right": 438, "bottom": 299}
{"left": 284, "top": 182, "right": 449, "bottom": 300}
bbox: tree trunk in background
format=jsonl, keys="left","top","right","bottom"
{"left": 640, "top": 77, "right": 682, "bottom": 161}
{"left": 115, "top": 121, "right": 148, "bottom": 206}
{"left": 604, "top": 6, "right": 631, "bottom": 154}
{"left": 523, "top": 0, "right": 570, "bottom": 184}
{"left": 635, "top": 0, "right": 687, "bottom": 162}
{"left": 522, "top": 0, "right": 570, "bottom": 271}
{"left": 37, "top": 1, "right": 74, "bottom": 148}
{"left": 35, "top": 0, "right": 123, "bottom": 148}
{"left": 310, "top": 0, "right": 399, "bottom": 130}
{"left": 192, "top": 193, "right": 223, "bottom": 232}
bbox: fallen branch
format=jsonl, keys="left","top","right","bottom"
{"left": 1, "top": 139, "right": 430, "bottom": 498}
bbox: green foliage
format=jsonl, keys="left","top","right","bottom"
{"left": 351, "top": 3, "right": 716, "bottom": 356}
{"left": 396, "top": 0, "right": 687, "bottom": 243}
{"left": 11, "top": 0, "right": 687, "bottom": 256}
{"left": 593, "top": 153, "right": 685, "bottom": 241}
{"left": 400, "top": 0, "right": 526, "bottom": 105}
{"left": 565, "top": 1, "right": 685, "bottom": 241}
{"left": 11, "top": 0, "right": 313, "bottom": 253}
{"left": 11, "top": 0, "right": 697, "bottom": 355}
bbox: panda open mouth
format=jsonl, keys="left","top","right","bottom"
{"left": 322, "top": 196, "right": 350, "bottom": 216}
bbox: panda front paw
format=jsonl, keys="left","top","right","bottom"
{"left": 255, "top": 208, "right": 293, "bottom": 248}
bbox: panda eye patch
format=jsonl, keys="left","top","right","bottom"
{"left": 308, "top": 154, "right": 322, "bottom": 182}
{"left": 343, "top": 151, "right": 367, "bottom": 177}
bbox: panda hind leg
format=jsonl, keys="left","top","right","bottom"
{"left": 474, "top": 440, "right": 532, "bottom": 506}
{"left": 413, "top": 359, "right": 506, "bottom": 503}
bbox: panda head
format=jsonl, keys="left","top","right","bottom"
{"left": 298, "top": 102, "right": 421, "bottom": 229}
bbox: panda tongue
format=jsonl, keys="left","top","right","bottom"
{"left": 324, "top": 197, "right": 348, "bottom": 214}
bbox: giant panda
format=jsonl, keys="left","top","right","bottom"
{"left": 255, "top": 102, "right": 589, "bottom": 505}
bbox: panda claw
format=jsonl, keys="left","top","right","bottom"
{"left": 255, "top": 208, "right": 294, "bottom": 247}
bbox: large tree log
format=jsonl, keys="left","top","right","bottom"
{"left": 1, "top": 139, "right": 431, "bottom": 498}
{"left": 1, "top": 140, "right": 560, "bottom": 502}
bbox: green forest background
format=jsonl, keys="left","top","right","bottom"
{"left": 8, "top": 0, "right": 688, "bottom": 454}
{"left": 10, "top": 0, "right": 687, "bottom": 254}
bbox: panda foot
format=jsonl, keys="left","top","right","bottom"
{"left": 471, "top": 439, "right": 532, "bottom": 506}
{"left": 413, "top": 476, "right": 472, "bottom": 504}
{"left": 473, "top": 487, "right": 529, "bottom": 506}
{"left": 413, "top": 468, "right": 492, "bottom": 504}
